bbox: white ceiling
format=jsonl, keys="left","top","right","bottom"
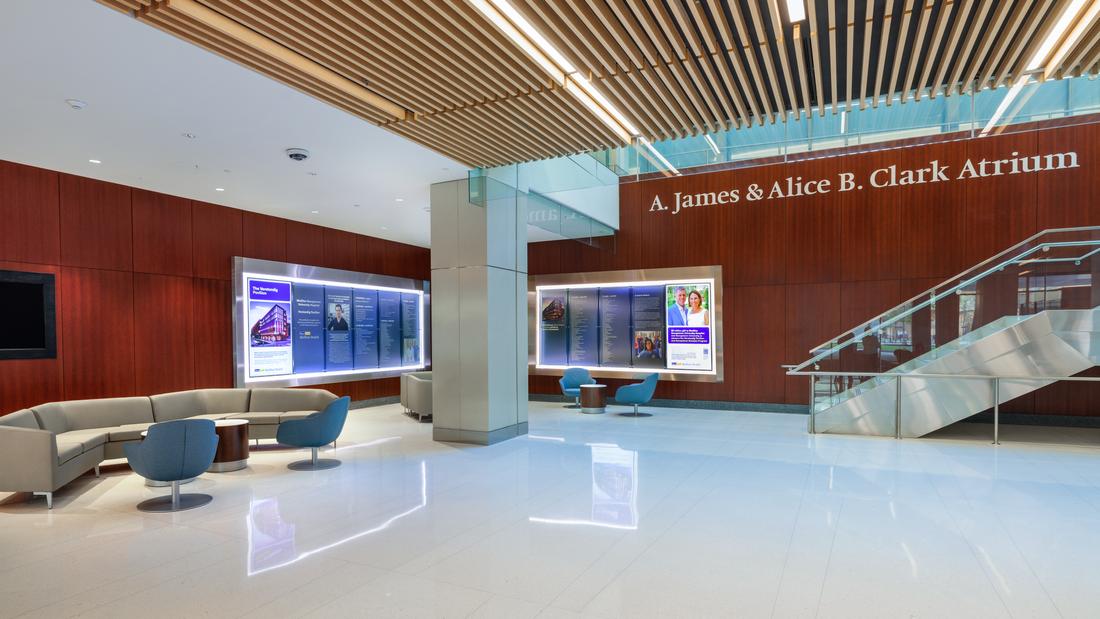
{"left": 0, "top": 0, "right": 468, "bottom": 247}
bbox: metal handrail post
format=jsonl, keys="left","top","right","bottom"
{"left": 895, "top": 376, "right": 902, "bottom": 440}
{"left": 808, "top": 375, "right": 816, "bottom": 434}
{"left": 993, "top": 377, "right": 1000, "bottom": 445}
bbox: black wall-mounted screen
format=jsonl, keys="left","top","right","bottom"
{"left": 0, "top": 270, "right": 56, "bottom": 360}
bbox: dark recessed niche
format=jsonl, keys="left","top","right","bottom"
{"left": 0, "top": 270, "right": 56, "bottom": 360}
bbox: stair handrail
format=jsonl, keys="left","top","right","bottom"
{"left": 789, "top": 227, "right": 1100, "bottom": 374}
{"left": 805, "top": 225, "right": 1100, "bottom": 355}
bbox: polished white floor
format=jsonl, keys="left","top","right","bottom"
{"left": 3, "top": 403, "right": 1100, "bottom": 618}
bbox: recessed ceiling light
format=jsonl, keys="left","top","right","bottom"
{"left": 215, "top": 187, "right": 225, "bottom": 192}
{"left": 88, "top": 159, "right": 101, "bottom": 164}
{"left": 66, "top": 99, "right": 87, "bottom": 110}
{"left": 786, "top": 0, "right": 806, "bottom": 22}
{"left": 182, "top": 132, "right": 197, "bottom": 139}
{"left": 395, "top": 197, "right": 404, "bottom": 202}
{"left": 381, "top": 226, "right": 389, "bottom": 230}
{"left": 311, "top": 210, "right": 319, "bottom": 214}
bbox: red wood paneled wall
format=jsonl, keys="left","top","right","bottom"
{"left": 529, "top": 121, "right": 1100, "bottom": 416}
{"left": 0, "top": 160, "right": 429, "bottom": 413}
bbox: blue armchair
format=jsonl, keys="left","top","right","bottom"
{"left": 559, "top": 368, "right": 595, "bottom": 407}
{"left": 124, "top": 419, "right": 219, "bottom": 512}
{"left": 277, "top": 396, "right": 350, "bottom": 470}
{"left": 614, "top": 374, "right": 659, "bottom": 417}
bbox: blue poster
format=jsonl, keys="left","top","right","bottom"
{"left": 291, "top": 283, "right": 325, "bottom": 373}
{"left": 567, "top": 288, "right": 599, "bottom": 366}
{"left": 539, "top": 292, "right": 567, "bottom": 365}
{"left": 400, "top": 293, "right": 421, "bottom": 366}
{"left": 599, "top": 287, "right": 632, "bottom": 366}
{"left": 352, "top": 289, "right": 379, "bottom": 369}
{"left": 324, "top": 287, "right": 353, "bottom": 370}
{"left": 378, "top": 290, "right": 402, "bottom": 367}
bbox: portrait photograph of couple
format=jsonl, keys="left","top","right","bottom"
{"left": 665, "top": 284, "right": 710, "bottom": 328}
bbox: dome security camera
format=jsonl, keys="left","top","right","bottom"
{"left": 286, "top": 148, "right": 310, "bottom": 162}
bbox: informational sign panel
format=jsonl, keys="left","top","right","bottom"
{"left": 352, "top": 289, "right": 379, "bottom": 369}
{"left": 291, "top": 283, "right": 325, "bottom": 374}
{"left": 239, "top": 264, "right": 425, "bottom": 383}
{"left": 377, "top": 290, "right": 402, "bottom": 368}
{"left": 324, "top": 287, "right": 354, "bottom": 370}
{"left": 567, "top": 289, "right": 599, "bottom": 366}
{"left": 535, "top": 277, "right": 716, "bottom": 375}
{"left": 247, "top": 278, "right": 294, "bottom": 378}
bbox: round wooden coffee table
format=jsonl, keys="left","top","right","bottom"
{"left": 209, "top": 419, "right": 250, "bottom": 472}
{"left": 580, "top": 384, "right": 608, "bottom": 414}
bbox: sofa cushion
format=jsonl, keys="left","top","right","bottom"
{"left": 0, "top": 409, "right": 41, "bottom": 429}
{"left": 56, "top": 439, "right": 85, "bottom": 465}
{"left": 108, "top": 423, "right": 154, "bottom": 442}
{"left": 33, "top": 397, "right": 154, "bottom": 433}
{"left": 57, "top": 429, "right": 109, "bottom": 451}
{"left": 150, "top": 389, "right": 251, "bottom": 422}
{"left": 248, "top": 388, "right": 336, "bottom": 413}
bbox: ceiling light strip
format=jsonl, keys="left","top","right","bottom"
{"left": 139, "top": 0, "right": 409, "bottom": 121}
{"left": 470, "top": 0, "right": 679, "bottom": 175}
{"left": 983, "top": 0, "right": 1098, "bottom": 136}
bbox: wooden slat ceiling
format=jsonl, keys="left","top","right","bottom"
{"left": 96, "top": 0, "right": 1098, "bottom": 168}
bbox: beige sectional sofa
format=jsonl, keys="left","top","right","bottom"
{"left": 0, "top": 388, "right": 337, "bottom": 508}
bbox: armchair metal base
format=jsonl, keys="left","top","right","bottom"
{"left": 136, "top": 480, "right": 213, "bottom": 512}
{"left": 619, "top": 404, "right": 653, "bottom": 418}
{"left": 287, "top": 446, "right": 341, "bottom": 471}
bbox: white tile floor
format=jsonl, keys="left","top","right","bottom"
{"left": 3, "top": 402, "right": 1100, "bottom": 618}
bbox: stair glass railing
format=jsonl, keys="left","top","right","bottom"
{"left": 789, "top": 226, "right": 1100, "bottom": 422}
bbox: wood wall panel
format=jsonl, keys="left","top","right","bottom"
{"left": 839, "top": 150, "right": 901, "bottom": 282}
{"left": 0, "top": 160, "right": 427, "bottom": 414}
{"left": 961, "top": 133, "right": 1040, "bottom": 266}
{"left": 784, "top": 283, "right": 842, "bottom": 404}
{"left": 0, "top": 262, "right": 63, "bottom": 410}
{"left": 59, "top": 174, "right": 132, "bottom": 271}
{"left": 1035, "top": 127, "right": 1100, "bottom": 229}
{"left": 132, "top": 189, "right": 192, "bottom": 277}
{"left": 60, "top": 266, "right": 136, "bottom": 400}
{"left": 323, "top": 228, "right": 358, "bottom": 271}
{"left": 0, "top": 161, "right": 60, "bottom": 265}
{"left": 731, "top": 285, "right": 785, "bottom": 403}
{"left": 193, "top": 278, "right": 234, "bottom": 388}
{"left": 286, "top": 220, "right": 326, "bottom": 267}
{"left": 192, "top": 200, "right": 242, "bottom": 280}
{"left": 242, "top": 211, "right": 287, "bottom": 262}
{"left": 133, "top": 273, "right": 195, "bottom": 394}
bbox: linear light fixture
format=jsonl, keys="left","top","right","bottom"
{"left": 137, "top": 0, "right": 408, "bottom": 120}
{"left": 470, "top": 0, "right": 679, "bottom": 175}
{"left": 982, "top": 0, "right": 1098, "bottom": 136}
{"left": 703, "top": 134, "right": 721, "bottom": 157}
{"left": 787, "top": 0, "right": 808, "bottom": 22}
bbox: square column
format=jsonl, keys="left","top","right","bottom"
{"left": 429, "top": 178, "right": 527, "bottom": 445}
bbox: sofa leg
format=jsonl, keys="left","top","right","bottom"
{"left": 34, "top": 491, "right": 52, "bottom": 509}
{"left": 94, "top": 465, "right": 100, "bottom": 478}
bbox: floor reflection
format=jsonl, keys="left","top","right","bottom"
{"left": 530, "top": 442, "right": 638, "bottom": 530}
{"left": 247, "top": 460, "right": 427, "bottom": 575}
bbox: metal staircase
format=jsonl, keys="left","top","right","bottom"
{"left": 788, "top": 227, "right": 1100, "bottom": 438}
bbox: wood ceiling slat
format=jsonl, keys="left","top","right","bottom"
{"left": 886, "top": 0, "right": 916, "bottom": 105}
{"left": 978, "top": 1, "right": 1035, "bottom": 90}
{"left": 901, "top": 0, "right": 937, "bottom": 102}
{"left": 915, "top": 0, "right": 955, "bottom": 99}
{"left": 704, "top": 0, "right": 765, "bottom": 124}
{"left": 726, "top": 1, "right": 778, "bottom": 121}
{"left": 857, "top": 0, "right": 876, "bottom": 108}
{"left": 871, "top": 0, "right": 897, "bottom": 107}
{"left": 998, "top": 0, "right": 1057, "bottom": 88}
{"left": 100, "top": 0, "right": 1100, "bottom": 170}
{"left": 946, "top": 0, "right": 993, "bottom": 94}
{"left": 929, "top": 0, "right": 973, "bottom": 98}
{"left": 807, "top": 0, "right": 829, "bottom": 115}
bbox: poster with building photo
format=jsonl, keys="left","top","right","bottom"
{"left": 665, "top": 283, "right": 712, "bottom": 371}
{"left": 247, "top": 278, "right": 293, "bottom": 377}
